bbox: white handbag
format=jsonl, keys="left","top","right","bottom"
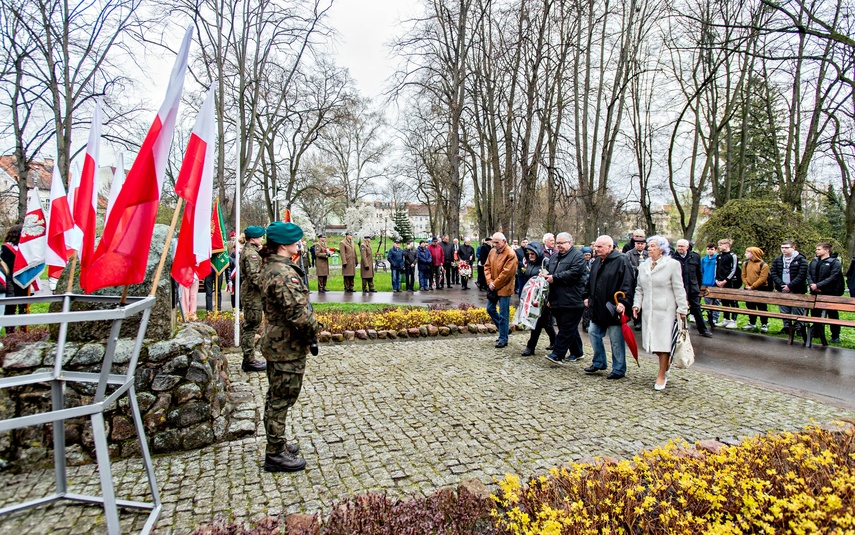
{"left": 670, "top": 317, "right": 695, "bottom": 369}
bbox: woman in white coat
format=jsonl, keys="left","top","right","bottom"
{"left": 632, "top": 236, "right": 689, "bottom": 391}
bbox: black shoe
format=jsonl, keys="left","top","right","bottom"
{"left": 584, "top": 365, "right": 607, "bottom": 373}
{"left": 606, "top": 372, "right": 625, "bottom": 380}
{"left": 545, "top": 353, "right": 565, "bottom": 365}
{"left": 566, "top": 355, "right": 584, "bottom": 362}
{"left": 369, "top": 289, "right": 378, "bottom": 293}
{"left": 286, "top": 443, "right": 300, "bottom": 455}
{"left": 634, "top": 324, "right": 642, "bottom": 331}
{"left": 495, "top": 341, "right": 508, "bottom": 348}
{"left": 521, "top": 347, "right": 534, "bottom": 356}
{"left": 545, "top": 344, "right": 554, "bottom": 351}
{"left": 242, "top": 359, "right": 267, "bottom": 372}
{"left": 699, "top": 332, "right": 713, "bottom": 338}
{"left": 263, "top": 451, "right": 306, "bottom": 472}
{"left": 344, "top": 289, "right": 354, "bottom": 293}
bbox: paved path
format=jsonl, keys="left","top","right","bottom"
{"left": 0, "top": 334, "right": 851, "bottom": 533}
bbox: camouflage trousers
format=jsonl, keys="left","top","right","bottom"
{"left": 264, "top": 363, "right": 304, "bottom": 454}
{"left": 241, "top": 307, "right": 263, "bottom": 361}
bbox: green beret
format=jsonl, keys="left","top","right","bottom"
{"left": 266, "top": 221, "right": 303, "bottom": 245}
{"left": 244, "top": 225, "right": 265, "bottom": 239}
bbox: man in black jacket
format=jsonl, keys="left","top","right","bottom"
{"left": 582, "top": 235, "right": 635, "bottom": 379}
{"left": 476, "top": 237, "right": 492, "bottom": 290}
{"left": 769, "top": 240, "right": 809, "bottom": 333}
{"left": 808, "top": 242, "right": 845, "bottom": 343}
{"left": 458, "top": 238, "right": 476, "bottom": 289}
{"left": 543, "top": 232, "right": 588, "bottom": 365}
{"left": 714, "top": 238, "right": 741, "bottom": 328}
{"left": 672, "top": 239, "right": 711, "bottom": 337}
{"left": 402, "top": 242, "right": 418, "bottom": 292}
{"left": 440, "top": 235, "right": 455, "bottom": 288}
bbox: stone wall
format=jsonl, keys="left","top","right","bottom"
{"left": 0, "top": 324, "right": 256, "bottom": 470}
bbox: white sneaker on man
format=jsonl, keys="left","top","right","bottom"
{"left": 714, "top": 320, "right": 727, "bottom": 327}
{"left": 742, "top": 324, "right": 756, "bottom": 331}
{"left": 725, "top": 320, "right": 738, "bottom": 329}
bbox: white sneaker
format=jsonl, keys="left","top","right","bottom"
{"left": 688, "top": 316, "right": 695, "bottom": 323}
{"left": 760, "top": 324, "right": 768, "bottom": 333}
{"left": 742, "top": 324, "right": 756, "bottom": 331}
{"left": 725, "top": 320, "right": 738, "bottom": 329}
{"left": 714, "top": 320, "right": 726, "bottom": 327}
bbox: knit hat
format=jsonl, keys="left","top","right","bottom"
{"left": 266, "top": 222, "right": 303, "bottom": 245}
{"left": 244, "top": 226, "right": 265, "bottom": 239}
{"left": 581, "top": 246, "right": 593, "bottom": 254}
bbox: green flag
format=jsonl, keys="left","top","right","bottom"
{"left": 210, "top": 198, "right": 229, "bottom": 274}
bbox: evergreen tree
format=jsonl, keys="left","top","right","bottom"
{"left": 392, "top": 207, "right": 414, "bottom": 244}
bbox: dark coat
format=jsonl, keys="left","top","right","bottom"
{"left": 458, "top": 244, "right": 475, "bottom": 264}
{"left": 808, "top": 254, "right": 845, "bottom": 296}
{"left": 477, "top": 244, "right": 491, "bottom": 266}
{"left": 545, "top": 247, "right": 587, "bottom": 309}
{"left": 585, "top": 250, "right": 634, "bottom": 326}
{"left": 417, "top": 246, "right": 433, "bottom": 271}
{"left": 521, "top": 242, "right": 544, "bottom": 287}
{"left": 387, "top": 246, "right": 405, "bottom": 270}
{"left": 671, "top": 250, "right": 703, "bottom": 296}
{"left": 769, "top": 252, "right": 808, "bottom": 294}
{"left": 847, "top": 261, "right": 855, "bottom": 297}
{"left": 403, "top": 247, "right": 418, "bottom": 269}
{"left": 715, "top": 250, "right": 741, "bottom": 288}
{"left": 440, "top": 241, "right": 455, "bottom": 264}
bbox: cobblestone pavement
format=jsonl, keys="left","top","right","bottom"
{"left": 0, "top": 334, "right": 852, "bottom": 533}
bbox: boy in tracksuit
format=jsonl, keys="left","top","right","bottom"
{"left": 700, "top": 243, "right": 719, "bottom": 325}
{"left": 714, "top": 238, "right": 741, "bottom": 328}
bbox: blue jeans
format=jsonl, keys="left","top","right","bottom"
{"left": 391, "top": 268, "right": 402, "bottom": 291}
{"left": 418, "top": 268, "right": 430, "bottom": 290}
{"left": 486, "top": 295, "right": 511, "bottom": 343}
{"left": 589, "top": 321, "right": 626, "bottom": 376}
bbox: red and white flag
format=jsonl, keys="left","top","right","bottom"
{"left": 104, "top": 152, "right": 125, "bottom": 227}
{"left": 73, "top": 99, "right": 101, "bottom": 270}
{"left": 45, "top": 161, "right": 74, "bottom": 279}
{"left": 171, "top": 84, "right": 216, "bottom": 287}
{"left": 13, "top": 188, "right": 47, "bottom": 291}
{"left": 80, "top": 25, "right": 193, "bottom": 293}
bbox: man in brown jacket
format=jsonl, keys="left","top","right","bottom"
{"left": 485, "top": 232, "right": 518, "bottom": 348}
{"left": 313, "top": 235, "right": 329, "bottom": 292}
{"left": 359, "top": 236, "right": 377, "bottom": 293}
{"left": 340, "top": 232, "right": 358, "bottom": 292}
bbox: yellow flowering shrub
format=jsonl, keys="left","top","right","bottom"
{"left": 315, "top": 305, "right": 507, "bottom": 333}
{"left": 491, "top": 426, "right": 855, "bottom": 535}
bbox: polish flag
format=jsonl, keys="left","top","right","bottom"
{"left": 13, "top": 188, "right": 47, "bottom": 290}
{"left": 171, "top": 84, "right": 216, "bottom": 287}
{"left": 74, "top": 99, "right": 102, "bottom": 271}
{"left": 105, "top": 152, "right": 125, "bottom": 226}
{"left": 80, "top": 26, "right": 193, "bottom": 293}
{"left": 65, "top": 161, "right": 82, "bottom": 250}
{"left": 45, "top": 161, "right": 74, "bottom": 279}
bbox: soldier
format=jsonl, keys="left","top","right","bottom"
{"left": 359, "top": 236, "right": 377, "bottom": 293}
{"left": 314, "top": 235, "right": 330, "bottom": 292}
{"left": 259, "top": 221, "right": 320, "bottom": 472}
{"left": 340, "top": 232, "right": 357, "bottom": 292}
{"left": 239, "top": 226, "right": 267, "bottom": 372}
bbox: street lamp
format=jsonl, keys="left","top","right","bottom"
{"left": 508, "top": 189, "right": 515, "bottom": 242}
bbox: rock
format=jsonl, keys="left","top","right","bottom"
{"left": 181, "top": 424, "right": 214, "bottom": 450}
{"left": 439, "top": 327, "right": 450, "bottom": 336}
{"left": 695, "top": 439, "right": 726, "bottom": 454}
{"left": 367, "top": 329, "right": 377, "bottom": 340}
{"left": 111, "top": 416, "right": 136, "bottom": 441}
{"left": 285, "top": 513, "right": 320, "bottom": 535}
{"left": 820, "top": 419, "right": 855, "bottom": 433}
{"left": 112, "top": 339, "right": 136, "bottom": 365}
{"left": 213, "top": 416, "right": 228, "bottom": 440}
{"left": 459, "top": 479, "right": 491, "bottom": 499}
{"left": 50, "top": 224, "right": 174, "bottom": 342}
{"left": 459, "top": 326, "right": 469, "bottom": 334}
{"left": 318, "top": 331, "right": 332, "bottom": 343}
{"left": 161, "top": 355, "right": 190, "bottom": 376}
{"left": 485, "top": 324, "right": 498, "bottom": 333}
{"left": 355, "top": 329, "right": 368, "bottom": 340}
{"left": 70, "top": 343, "right": 105, "bottom": 366}
{"left": 136, "top": 392, "right": 157, "bottom": 413}
{"left": 152, "top": 429, "right": 180, "bottom": 453}
{"left": 135, "top": 368, "right": 155, "bottom": 391}
{"left": 343, "top": 330, "right": 355, "bottom": 341}
{"left": 185, "top": 361, "right": 212, "bottom": 383}
{"left": 151, "top": 374, "right": 182, "bottom": 392}
{"left": 478, "top": 324, "right": 488, "bottom": 334}
{"left": 174, "top": 383, "right": 202, "bottom": 404}
{"left": 419, "top": 326, "right": 428, "bottom": 337}
{"left": 427, "top": 325, "right": 439, "bottom": 336}
{"left": 377, "top": 330, "right": 387, "bottom": 339}
{"left": 147, "top": 339, "right": 180, "bottom": 363}
{"left": 227, "top": 419, "right": 256, "bottom": 440}
{"left": 167, "top": 401, "right": 211, "bottom": 428}
{"left": 331, "top": 333, "right": 345, "bottom": 342}
{"left": 467, "top": 323, "right": 479, "bottom": 334}
{"left": 3, "top": 342, "right": 50, "bottom": 368}
{"left": 65, "top": 444, "right": 89, "bottom": 466}
{"left": 447, "top": 324, "right": 458, "bottom": 334}
{"left": 398, "top": 329, "right": 409, "bottom": 338}
{"left": 121, "top": 439, "right": 141, "bottom": 459}
{"left": 386, "top": 329, "right": 397, "bottom": 339}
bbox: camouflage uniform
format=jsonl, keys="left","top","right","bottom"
{"left": 260, "top": 254, "right": 320, "bottom": 455}
{"left": 240, "top": 241, "right": 264, "bottom": 361}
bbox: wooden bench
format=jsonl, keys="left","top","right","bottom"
{"left": 700, "top": 287, "right": 815, "bottom": 345}
{"left": 797, "top": 295, "right": 855, "bottom": 347}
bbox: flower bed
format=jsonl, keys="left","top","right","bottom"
{"left": 191, "top": 424, "right": 854, "bottom": 534}
{"left": 316, "top": 303, "right": 494, "bottom": 333}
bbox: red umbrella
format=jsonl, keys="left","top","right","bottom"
{"left": 614, "top": 291, "right": 640, "bottom": 367}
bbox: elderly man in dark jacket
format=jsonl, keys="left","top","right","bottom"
{"left": 583, "top": 235, "right": 635, "bottom": 379}
{"left": 440, "top": 235, "right": 456, "bottom": 288}
{"left": 671, "top": 239, "right": 711, "bottom": 337}
{"left": 402, "top": 242, "right": 418, "bottom": 292}
{"left": 769, "top": 240, "right": 809, "bottom": 333}
{"left": 543, "top": 232, "right": 587, "bottom": 365}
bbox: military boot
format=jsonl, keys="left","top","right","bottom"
{"left": 242, "top": 359, "right": 267, "bottom": 372}
{"left": 263, "top": 450, "right": 306, "bottom": 472}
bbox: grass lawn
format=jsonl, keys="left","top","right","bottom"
{"left": 704, "top": 303, "right": 855, "bottom": 347}
{"left": 308, "top": 270, "right": 397, "bottom": 292}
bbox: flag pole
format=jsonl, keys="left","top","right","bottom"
{"left": 65, "top": 252, "right": 77, "bottom": 294}
{"left": 234, "top": 147, "right": 241, "bottom": 347}
{"left": 150, "top": 198, "right": 184, "bottom": 296}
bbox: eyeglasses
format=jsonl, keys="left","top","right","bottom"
{"left": 556, "top": 240, "right": 568, "bottom": 245}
